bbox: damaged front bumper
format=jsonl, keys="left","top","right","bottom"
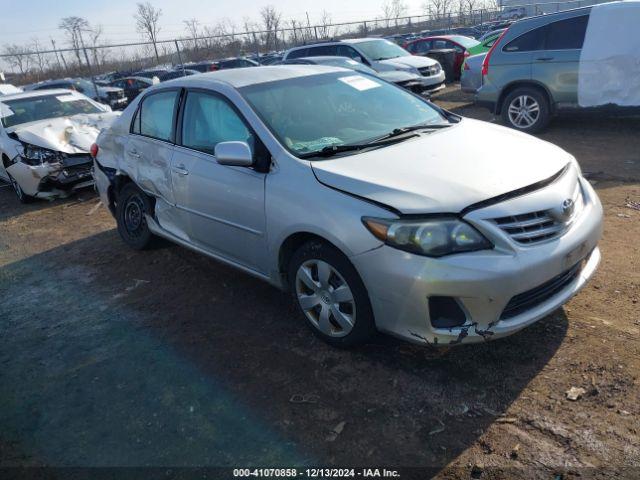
{"left": 350, "top": 178, "right": 603, "bottom": 346}
{"left": 6, "top": 154, "right": 95, "bottom": 199}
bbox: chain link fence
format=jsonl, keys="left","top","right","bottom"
{"left": 1, "top": 0, "right": 604, "bottom": 85}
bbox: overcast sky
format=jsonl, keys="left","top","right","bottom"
{"left": 0, "top": 0, "right": 427, "bottom": 46}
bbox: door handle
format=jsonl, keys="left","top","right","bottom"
{"left": 536, "top": 57, "right": 554, "bottom": 61}
{"left": 128, "top": 149, "right": 140, "bottom": 158}
{"left": 172, "top": 164, "right": 189, "bottom": 175}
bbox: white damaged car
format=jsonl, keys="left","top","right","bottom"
{"left": 0, "top": 89, "right": 120, "bottom": 202}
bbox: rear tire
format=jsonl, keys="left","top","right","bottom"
{"left": 288, "top": 241, "right": 376, "bottom": 348}
{"left": 116, "top": 183, "right": 156, "bottom": 250}
{"left": 501, "top": 86, "right": 551, "bottom": 133}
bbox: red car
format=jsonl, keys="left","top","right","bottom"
{"left": 403, "top": 35, "right": 480, "bottom": 79}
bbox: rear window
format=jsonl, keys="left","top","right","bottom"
{"left": 307, "top": 45, "right": 338, "bottom": 56}
{"left": 503, "top": 26, "right": 546, "bottom": 52}
{"left": 546, "top": 15, "right": 588, "bottom": 50}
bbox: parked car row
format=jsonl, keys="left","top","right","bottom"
{"left": 23, "top": 78, "right": 128, "bottom": 110}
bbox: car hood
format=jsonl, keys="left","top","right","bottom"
{"left": 311, "top": 119, "right": 575, "bottom": 214}
{"left": 375, "top": 54, "right": 437, "bottom": 71}
{"left": 8, "top": 112, "right": 121, "bottom": 154}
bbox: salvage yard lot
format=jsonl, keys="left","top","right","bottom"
{"left": 1, "top": 86, "right": 639, "bottom": 477}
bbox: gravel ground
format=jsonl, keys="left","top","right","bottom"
{"left": 0, "top": 86, "right": 638, "bottom": 478}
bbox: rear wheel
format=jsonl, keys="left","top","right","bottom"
{"left": 288, "top": 241, "right": 376, "bottom": 348}
{"left": 116, "top": 183, "right": 156, "bottom": 250}
{"left": 7, "top": 173, "right": 33, "bottom": 203}
{"left": 501, "top": 87, "right": 551, "bottom": 133}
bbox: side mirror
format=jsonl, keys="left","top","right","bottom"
{"left": 215, "top": 141, "right": 254, "bottom": 167}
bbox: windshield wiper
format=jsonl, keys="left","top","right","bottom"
{"left": 298, "top": 134, "right": 419, "bottom": 159}
{"left": 372, "top": 123, "right": 452, "bottom": 142}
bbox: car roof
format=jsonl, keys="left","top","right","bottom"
{"left": 287, "top": 37, "right": 384, "bottom": 51}
{"left": 162, "top": 65, "right": 346, "bottom": 89}
{"left": 0, "top": 88, "right": 77, "bottom": 102}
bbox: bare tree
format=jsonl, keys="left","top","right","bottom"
{"left": 183, "top": 18, "right": 200, "bottom": 51}
{"left": 31, "top": 38, "right": 48, "bottom": 78}
{"left": 2, "top": 44, "right": 31, "bottom": 75}
{"left": 59, "top": 16, "right": 89, "bottom": 67}
{"left": 318, "top": 10, "right": 333, "bottom": 39}
{"left": 260, "top": 5, "right": 282, "bottom": 52}
{"left": 423, "top": 0, "right": 453, "bottom": 19}
{"left": 134, "top": 2, "right": 162, "bottom": 62}
{"left": 88, "top": 25, "right": 105, "bottom": 67}
{"left": 460, "top": 0, "right": 478, "bottom": 24}
{"left": 382, "top": 2, "right": 394, "bottom": 27}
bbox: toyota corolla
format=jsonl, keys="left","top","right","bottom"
{"left": 93, "top": 66, "right": 602, "bottom": 347}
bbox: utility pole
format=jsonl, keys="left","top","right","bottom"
{"left": 78, "top": 29, "right": 100, "bottom": 101}
{"left": 174, "top": 40, "right": 185, "bottom": 75}
{"left": 50, "top": 38, "right": 63, "bottom": 72}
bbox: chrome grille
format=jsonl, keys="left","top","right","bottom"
{"left": 418, "top": 64, "right": 441, "bottom": 77}
{"left": 491, "top": 182, "right": 583, "bottom": 245}
{"left": 493, "top": 210, "right": 566, "bottom": 244}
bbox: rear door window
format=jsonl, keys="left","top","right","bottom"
{"left": 503, "top": 26, "right": 546, "bottom": 52}
{"left": 306, "top": 45, "right": 338, "bottom": 57}
{"left": 138, "top": 90, "right": 179, "bottom": 142}
{"left": 287, "top": 48, "right": 308, "bottom": 59}
{"left": 410, "top": 40, "right": 432, "bottom": 54}
{"left": 545, "top": 15, "right": 589, "bottom": 50}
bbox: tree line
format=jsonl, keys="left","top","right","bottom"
{"left": 1, "top": 0, "right": 501, "bottom": 84}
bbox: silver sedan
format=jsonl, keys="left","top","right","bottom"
{"left": 94, "top": 66, "right": 602, "bottom": 347}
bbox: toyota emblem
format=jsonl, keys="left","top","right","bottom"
{"left": 562, "top": 198, "right": 575, "bottom": 217}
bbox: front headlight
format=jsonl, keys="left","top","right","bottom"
{"left": 17, "top": 143, "right": 65, "bottom": 166}
{"left": 363, "top": 217, "right": 493, "bottom": 257}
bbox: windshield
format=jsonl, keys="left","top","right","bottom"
{"left": 449, "top": 36, "right": 481, "bottom": 49}
{"left": 240, "top": 72, "right": 449, "bottom": 158}
{"left": 0, "top": 94, "right": 103, "bottom": 129}
{"left": 353, "top": 39, "right": 411, "bottom": 61}
{"left": 75, "top": 79, "right": 96, "bottom": 93}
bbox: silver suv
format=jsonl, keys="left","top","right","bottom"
{"left": 475, "top": 6, "right": 640, "bottom": 132}
{"left": 94, "top": 66, "right": 602, "bottom": 347}
{"left": 284, "top": 38, "right": 446, "bottom": 93}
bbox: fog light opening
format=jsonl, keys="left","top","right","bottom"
{"left": 429, "top": 296, "right": 467, "bottom": 329}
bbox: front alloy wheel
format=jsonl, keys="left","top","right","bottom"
{"left": 295, "top": 259, "right": 356, "bottom": 338}
{"left": 289, "top": 241, "right": 376, "bottom": 347}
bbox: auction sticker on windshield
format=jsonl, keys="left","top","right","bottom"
{"left": 338, "top": 75, "right": 380, "bottom": 91}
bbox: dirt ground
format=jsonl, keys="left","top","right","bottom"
{"left": 0, "top": 86, "right": 639, "bottom": 479}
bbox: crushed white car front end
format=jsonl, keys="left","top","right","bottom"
{"left": 4, "top": 112, "right": 120, "bottom": 199}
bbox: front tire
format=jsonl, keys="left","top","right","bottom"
{"left": 501, "top": 87, "right": 551, "bottom": 133}
{"left": 288, "top": 241, "right": 376, "bottom": 348}
{"left": 116, "top": 183, "right": 156, "bottom": 250}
